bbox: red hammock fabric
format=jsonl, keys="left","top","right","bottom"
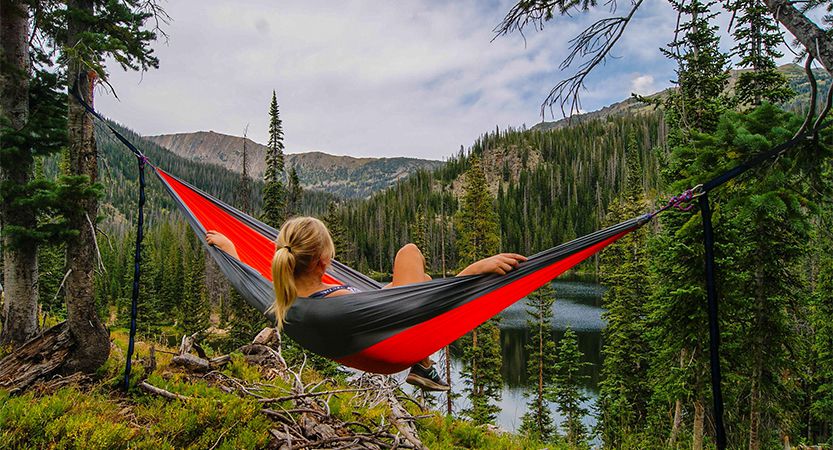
{"left": 157, "top": 168, "right": 342, "bottom": 285}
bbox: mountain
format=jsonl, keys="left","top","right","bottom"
{"left": 92, "top": 122, "right": 336, "bottom": 230}
{"left": 531, "top": 63, "right": 830, "bottom": 132}
{"left": 146, "top": 131, "right": 443, "bottom": 199}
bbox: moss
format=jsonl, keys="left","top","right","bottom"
{"left": 0, "top": 388, "right": 133, "bottom": 449}
{"left": 415, "top": 414, "right": 564, "bottom": 449}
{"left": 1, "top": 332, "right": 555, "bottom": 450}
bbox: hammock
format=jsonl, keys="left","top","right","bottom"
{"left": 77, "top": 91, "right": 824, "bottom": 450}
{"left": 154, "top": 167, "right": 649, "bottom": 373}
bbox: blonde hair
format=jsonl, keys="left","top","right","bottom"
{"left": 271, "top": 216, "right": 335, "bottom": 330}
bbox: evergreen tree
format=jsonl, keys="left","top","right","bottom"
{"left": 551, "top": 327, "right": 590, "bottom": 448}
{"left": 809, "top": 211, "right": 833, "bottom": 442}
{"left": 225, "top": 287, "right": 269, "bottom": 350}
{"left": 178, "top": 238, "right": 209, "bottom": 336}
{"left": 519, "top": 282, "right": 558, "bottom": 442}
{"left": 262, "top": 90, "right": 287, "bottom": 228}
{"left": 727, "top": 0, "right": 793, "bottom": 107}
{"left": 323, "top": 201, "right": 356, "bottom": 267}
{"left": 409, "top": 204, "right": 430, "bottom": 271}
{"left": 455, "top": 155, "right": 503, "bottom": 425}
{"left": 455, "top": 155, "right": 500, "bottom": 268}
{"left": 286, "top": 166, "right": 302, "bottom": 218}
{"left": 648, "top": 2, "right": 732, "bottom": 446}
{"left": 238, "top": 125, "right": 252, "bottom": 214}
{"left": 597, "top": 132, "right": 652, "bottom": 447}
{"left": 133, "top": 241, "right": 163, "bottom": 337}
{"left": 709, "top": 105, "right": 821, "bottom": 449}
{"left": 459, "top": 319, "right": 503, "bottom": 425}
{"left": 0, "top": 25, "right": 69, "bottom": 346}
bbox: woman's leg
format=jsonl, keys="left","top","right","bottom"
{"left": 389, "top": 244, "right": 437, "bottom": 370}
{"left": 389, "top": 243, "right": 431, "bottom": 287}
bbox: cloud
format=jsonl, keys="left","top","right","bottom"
{"left": 631, "top": 74, "right": 657, "bottom": 95}
{"left": 96, "top": 0, "right": 678, "bottom": 160}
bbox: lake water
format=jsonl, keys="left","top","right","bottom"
{"left": 402, "top": 278, "right": 607, "bottom": 435}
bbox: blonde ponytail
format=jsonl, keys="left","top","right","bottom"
{"left": 271, "top": 246, "right": 296, "bottom": 331}
{"left": 270, "top": 217, "right": 335, "bottom": 330}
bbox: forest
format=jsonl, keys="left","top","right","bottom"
{"left": 2, "top": 0, "right": 833, "bottom": 449}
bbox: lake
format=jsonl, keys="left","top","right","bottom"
{"left": 402, "top": 278, "right": 607, "bottom": 435}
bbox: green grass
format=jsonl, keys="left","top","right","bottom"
{"left": 0, "top": 332, "right": 556, "bottom": 449}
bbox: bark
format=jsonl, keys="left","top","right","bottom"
{"left": 537, "top": 313, "right": 544, "bottom": 433}
{"left": 749, "top": 264, "right": 765, "bottom": 450}
{"left": 693, "top": 398, "right": 705, "bottom": 450}
{"left": 0, "top": 0, "right": 39, "bottom": 348}
{"left": 62, "top": 0, "right": 109, "bottom": 374}
{"left": 0, "top": 322, "right": 74, "bottom": 393}
{"left": 764, "top": 0, "right": 833, "bottom": 73}
{"left": 669, "top": 349, "right": 687, "bottom": 447}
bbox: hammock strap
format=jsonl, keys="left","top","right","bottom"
{"left": 69, "top": 84, "right": 150, "bottom": 391}
{"left": 123, "top": 154, "right": 148, "bottom": 390}
{"left": 699, "top": 193, "right": 726, "bottom": 450}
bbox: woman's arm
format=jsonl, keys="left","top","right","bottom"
{"left": 457, "top": 253, "right": 527, "bottom": 276}
{"left": 206, "top": 230, "right": 240, "bottom": 260}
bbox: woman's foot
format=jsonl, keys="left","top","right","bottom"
{"left": 406, "top": 360, "right": 450, "bottom": 392}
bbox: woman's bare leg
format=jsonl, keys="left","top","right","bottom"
{"left": 389, "top": 243, "right": 433, "bottom": 366}
{"left": 390, "top": 243, "right": 429, "bottom": 287}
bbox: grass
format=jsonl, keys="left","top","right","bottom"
{"left": 0, "top": 330, "right": 557, "bottom": 449}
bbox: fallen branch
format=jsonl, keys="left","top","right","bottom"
{"left": 258, "top": 387, "right": 375, "bottom": 404}
{"left": 138, "top": 380, "right": 190, "bottom": 401}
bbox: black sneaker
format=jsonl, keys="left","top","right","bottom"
{"left": 406, "top": 361, "right": 450, "bottom": 392}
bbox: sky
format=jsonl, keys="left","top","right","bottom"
{"left": 96, "top": 1, "right": 688, "bottom": 160}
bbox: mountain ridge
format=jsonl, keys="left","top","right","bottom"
{"left": 146, "top": 131, "right": 443, "bottom": 199}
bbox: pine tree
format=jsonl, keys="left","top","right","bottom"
{"left": 649, "top": 2, "right": 732, "bottom": 446}
{"left": 551, "top": 327, "right": 590, "bottom": 448}
{"left": 597, "top": 132, "right": 651, "bottom": 447}
{"left": 226, "top": 287, "right": 269, "bottom": 350}
{"left": 262, "top": 90, "right": 287, "bottom": 228}
{"left": 456, "top": 155, "right": 500, "bottom": 267}
{"left": 0, "top": 14, "right": 69, "bottom": 346}
{"left": 727, "top": 0, "right": 793, "bottom": 107}
{"left": 286, "top": 166, "right": 302, "bottom": 218}
{"left": 459, "top": 319, "right": 503, "bottom": 425}
{"left": 455, "top": 155, "right": 503, "bottom": 425}
{"left": 409, "top": 204, "right": 431, "bottom": 271}
{"left": 178, "top": 240, "right": 209, "bottom": 336}
{"left": 809, "top": 211, "right": 833, "bottom": 442}
{"left": 238, "top": 125, "right": 252, "bottom": 214}
{"left": 714, "top": 105, "right": 819, "bottom": 449}
{"left": 519, "top": 282, "right": 558, "bottom": 442}
{"left": 323, "top": 201, "right": 356, "bottom": 267}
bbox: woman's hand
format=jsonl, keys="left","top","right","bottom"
{"left": 458, "top": 253, "right": 527, "bottom": 276}
{"left": 206, "top": 230, "right": 239, "bottom": 259}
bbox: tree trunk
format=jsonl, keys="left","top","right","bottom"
{"left": 693, "top": 398, "right": 705, "bottom": 450}
{"left": 669, "top": 398, "right": 683, "bottom": 446}
{"left": 749, "top": 263, "right": 766, "bottom": 450}
{"left": 764, "top": 0, "right": 833, "bottom": 73}
{"left": 669, "top": 349, "right": 687, "bottom": 447}
{"left": 538, "top": 311, "right": 544, "bottom": 433}
{"left": 0, "top": 0, "right": 39, "bottom": 348}
{"left": 62, "top": 0, "right": 109, "bottom": 374}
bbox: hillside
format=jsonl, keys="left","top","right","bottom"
{"left": 531, "top": 63, "right": 830, "bottom": 131}
{"left": 94, "top": 123, "right": 336, "bottom": 230}
{"left": 338, "top": 64, "right": 830, "bottom": 274}
{"left": 146, "top": 131, "right": 443, "bottom": 199}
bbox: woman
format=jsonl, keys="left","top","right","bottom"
{"left": 206, "top": 216, "right": 526, "bottom": 391}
